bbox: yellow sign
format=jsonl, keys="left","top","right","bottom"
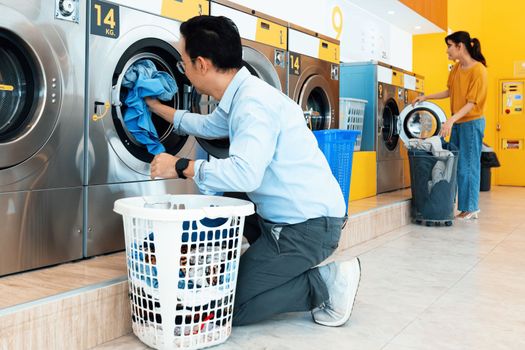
{"left": 255, "top": 19, "right": 287, "bottom": 50}
{"left": 318, "top": 40, "right": 339, "bottom": 64}
{"left": 415, "top": 78, "right": 424, "bottom": 92}
{"left": 161, "top": 0, "right": 209, "bottom": 22}
{"left": 0, "top": 84, "right": 14, "bottom": 91}
{"left": 391, "top": 69, "right": 404, "bottom": 87}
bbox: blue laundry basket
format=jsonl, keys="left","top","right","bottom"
{"left": 313, "top": 130, "right": 360, "bottom": 210}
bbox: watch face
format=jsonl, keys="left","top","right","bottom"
{"left": 176, "top": 158, "right": 190, "bottom": 179}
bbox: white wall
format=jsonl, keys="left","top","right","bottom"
{"left": 233, "top": 0, "right": 413, "bottom": 70}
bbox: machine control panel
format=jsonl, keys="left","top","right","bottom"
{"left": 501, "top": 81, "right": 524, "bottom": 115}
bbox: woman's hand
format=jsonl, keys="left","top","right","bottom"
{"left": 150, "top": 153, "right": 179, "bottom": 179}
{"left": 411, "top": 95, "right": 427, "bottom": 106}
{"left": 439, "top": 118, "right": 455, "bottom": 138}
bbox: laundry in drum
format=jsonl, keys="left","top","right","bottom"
{"left": 122, "top": 59, "right": 178, "bottom": 155}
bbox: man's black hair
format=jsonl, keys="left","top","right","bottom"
{"left": 180, "top": 15, "right": 243, "bottom": 71}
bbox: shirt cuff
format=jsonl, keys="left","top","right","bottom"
{"left": 192, "top": 159, "right": 218, "bottom": 195}
{"left": 173, "top": 110, "right": 188, "bottom": 135}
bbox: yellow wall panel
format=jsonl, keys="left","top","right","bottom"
{"left": 349, "top": 151, "right": 377, "bottom": 202}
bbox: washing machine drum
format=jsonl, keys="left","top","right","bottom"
{"left": 398, "top": 101, "right": 447, "bottom": 145}
{"left": 0, "top": 35, "right": 36, "bottom": 142}
{"left": 111, "top": 40, "right": 189, "bottom": 163}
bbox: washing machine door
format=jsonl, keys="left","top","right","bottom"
{"left": 299, "top": 74, "right": 333, "bottom": 131}
{"left": 380, "top": 98, "right": 400, "bottom": 151}
{"left": 191, "top": 45, "right": 282, "bottom": 159}
{"left": 0, "top": 23, "right": 60, "bottom": 169}
{"left": 398, "top": 101, "right": 446, "bottom": 146}
{"left": 106, "top": 38, "right": 189, "bottom": 166}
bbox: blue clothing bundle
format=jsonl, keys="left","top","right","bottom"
{"left": 122, "top": 59, "right": 178, "bottom": 155}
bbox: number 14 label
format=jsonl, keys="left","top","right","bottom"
{"left": 91, "top": 1, "right": 120, "bottom": 39}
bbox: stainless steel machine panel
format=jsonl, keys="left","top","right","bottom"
{"left": 86, "top": 4, "right": 198, "bottom": 186}
{"left": 288, "top": 56, "right": 340, "bottom": 131}
{"left": 0, "top": 0, "right": 85, "bottom": 275}
{"left": 85, "top": 2, "right": 204, "bottom": 257}
{"left": 0, "top": 1, "right": 85, "bottom": 191}
{"left": 377, "top": 83, "right": 404, "bottom": 162}
{"left": 85, "top": 179, "right": 199, "bottom": 257}
{"left": 0, "top": 188, "right": 83, "bottom": 276}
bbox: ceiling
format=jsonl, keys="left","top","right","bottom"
{"left": 347, "top": 0, "right": 446, "bottom": 34}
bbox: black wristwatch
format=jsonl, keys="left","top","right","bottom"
{"left": 175, "top": 158, "right": 190, "bottom": 179}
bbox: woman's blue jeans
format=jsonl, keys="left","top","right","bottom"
{"left": 449, "top": 118, "right": 486, "bottom": 212}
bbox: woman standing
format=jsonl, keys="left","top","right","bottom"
{"left": 412, "top": 31, "right": 488, "bottom": 220}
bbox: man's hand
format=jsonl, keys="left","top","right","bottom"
{"left": 150, "top": 153, "right": 179, "bottom": 179}
{"left": 145, "top": 97, "right": 162, "bottom": 110}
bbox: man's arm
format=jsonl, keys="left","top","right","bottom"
{"left": 146, "top": 97, "right": 175, "bottom": 123}
{"left": 146, "top": 97, "right": 229, "bottom": 139}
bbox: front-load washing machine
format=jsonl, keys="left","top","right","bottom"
{"left": 85, "top": 0, "right": 208, "bottom": 257}
{"left": 340, "top": 61, "right": 409, "bottom": 193}
{"left": 0, "top": 0, "right": 85, "bottom": 275}
{"left": 195, "top": 0, "right": 288, "bottom": 159}
{"left": 287, "top": 24, "right": 340, "bottom": 131}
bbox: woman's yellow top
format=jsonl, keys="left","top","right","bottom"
{"left": 447, "top": 61, "right": 488, "bottom": 123}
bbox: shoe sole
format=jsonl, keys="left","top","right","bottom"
{"left": 315, "top": 257, "right": 361, "bottom": 327}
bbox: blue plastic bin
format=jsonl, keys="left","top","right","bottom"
{"left": 313, "top": 130, "right": 360, "bottom": 210}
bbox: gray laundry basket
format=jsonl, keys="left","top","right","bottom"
{"left": 409, "top": 142, "right": 459, "bottom": 226}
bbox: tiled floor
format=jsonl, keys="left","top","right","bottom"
{"left": 93, "top": 186, "right": 525, "bottom": 350}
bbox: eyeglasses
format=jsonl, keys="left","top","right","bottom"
{"left": 176, "top": 60, "right": 186, "bottom": 75}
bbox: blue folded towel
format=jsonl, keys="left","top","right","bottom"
{"left": 122, "top": 59, "right": 178, "bottom": 155}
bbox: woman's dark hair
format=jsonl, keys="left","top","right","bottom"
{"left": 180, "top": 15, "right": 243, "bottom": 71}
{"left": 445, "top": 31, "right": 486, "bottom": 66}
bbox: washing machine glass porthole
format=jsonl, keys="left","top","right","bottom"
{"left": 404, "top": 108, "right": 440, "bottom": 139}
{"left": 382, "top": 101, "right": 399, "bottom": 151}
{"left": 305, "top": 87, "right": 330, "bottom": 130}
{"left": 0, "top": 31, "right": 38, "bottom": 142}
{"left": 111, "top": 39, "right": 189, "bottom": 163}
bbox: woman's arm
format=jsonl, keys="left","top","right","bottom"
{"left": 411, "top": 89, "right": 450, "bottom": 105}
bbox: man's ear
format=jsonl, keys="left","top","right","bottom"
{"left": 195, "top": 56, "right": 211, "bottom": 74}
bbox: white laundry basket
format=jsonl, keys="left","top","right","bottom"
{"left": 339, "top": 97, "right": 367, "bottom": 151}
{"left": 114, "top": 195, "right": 254, "bottom": 350}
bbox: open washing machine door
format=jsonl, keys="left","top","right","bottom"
{"left": 398, "top": 101, "right": 447, "bottom": 146}
{"left": 109, "top": 38, "right": 189, "bottom": 166}
{"left": 191, "top": 45, "right": 283, "bottom": 159}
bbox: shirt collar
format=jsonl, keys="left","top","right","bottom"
{"left": 218, "top": 67, "right": 251, "bottom": 114}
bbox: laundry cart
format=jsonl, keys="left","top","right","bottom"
{"left": 397, "top": 102, "right": 459, "bottom": 226}
{"left": 114, "top": 195, "right": 254, "bottom": 350}
{"left": 408, "top": 141, "right": 459, "bottom": 226}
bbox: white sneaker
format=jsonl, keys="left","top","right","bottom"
{"left": 312, "top": 257, "right": 361, "bottom": 327}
